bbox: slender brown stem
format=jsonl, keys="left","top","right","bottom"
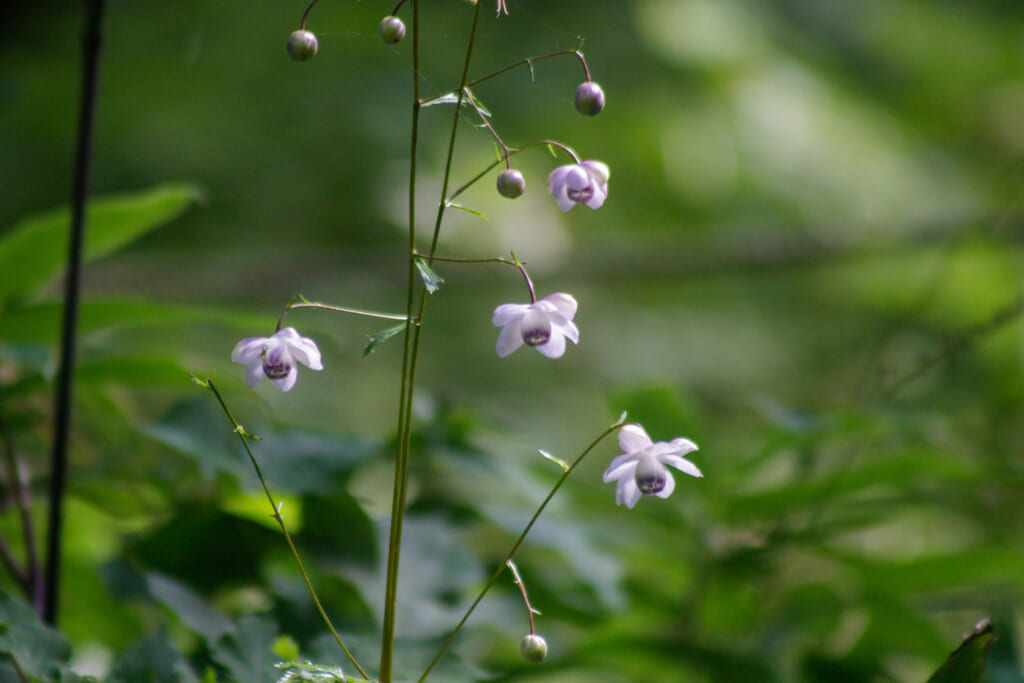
{"left": 44, "top": 0, "right": 105, "bottom": 626}
{"left": 299, "top": 0, "right": 320, "bottom": 30}
{"left": 421, "top": 49, "right": 591, "bottom": 104}
{"left": 506, "top": 560, "right": 538, "bottom": 633}
{"left": 275, "top": 298, "right": 410, "bottom": 332}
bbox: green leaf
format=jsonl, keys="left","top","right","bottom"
{"left": 445, "top": 202, "right": 488, "bottom": 220}
{"left": 364, "top": 322, "right": 407, "bottom": 356}
{"left": 414, "top": 258, "right": 445, "bottom": 294}
{"left": 146, "top": 573, "right": 234, "bottom": 643}
{"left": 926, "top": 619, "right": 995, "bottom": 683}
{"left": 108, "top": 628, "right": 198, "bottom": 683}
{"left": 0, "top": 183, "right": 201, "bottom": 303}
{"left": 211, "top": 616, "right": 279, "bottom": 683}
{"left": 0, "top": 590, "right": 72, "bottom": 681}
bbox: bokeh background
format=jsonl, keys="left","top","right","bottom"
{"left": 2, "top": 0, "right": 1024, "bottom": 681}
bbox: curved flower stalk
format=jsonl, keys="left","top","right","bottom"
{"left": 602, "top": 424, "right": 701, "bottom": 508}
{"left": 548, "top": 161, "right": 609, "bottom": 211}
{"left": 493, "top": 293, "right": 580, "bottom": 359}
{"left": 231, "top": 327, "right": 323, "bottom": 391}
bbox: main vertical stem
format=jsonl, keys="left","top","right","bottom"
{"left": 379, "top": 1, "right": 421, "bottom": 680}
{"left": 379, "top": 2, "right": 483, "bottom": 680}
{"left": 43, "top": 0, "right": 106, "bottom": 625}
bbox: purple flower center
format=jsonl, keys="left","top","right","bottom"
{"left": 263, "top": 348, "right": 292, "bottom": 380}
{"left": 520, "top": 309, "right": 552, "bottom": 347}
{"left": 635, "top": 456, "right": 667, "bottom": 494}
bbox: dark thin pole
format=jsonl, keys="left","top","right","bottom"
{"left": 43, "top": 0, "right": 106, "bottom": 625}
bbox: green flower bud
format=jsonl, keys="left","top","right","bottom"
{"left": 574, "top": 81, "right": 605, "bottom": 116}
{"left": 520, "top": 634, "right": 548, "bottom": 662}
{"left": 286, "top": 30, "right": 318, "bottom": 62}
{"left": 379, "top": 16, "right": 406, "bottom": 45}
{"left": 496, "top": 169, "right": 526, "bottom": 198}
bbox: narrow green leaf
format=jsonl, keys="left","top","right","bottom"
{"left": 414, "top": 258, "right": 445, "bottom": 294}
{"left": 538, "top": 449, "right": 570, "bottom": 472}
{"left": 0, "top": 590, "right": 73, "bottom": 680}
{"left": 0, "top": 183, "right": 201, "bottom": 302}
{"left": 421, "top": 88, "right": 491, "bottom": 117}
{"left": 446, "top": 202, "right": 488, "bottom": 220}
{"left": 364, "top": 322, "right": 407, "bottom": 356}
{"left": 926, "top": 619, "right": 995, "bottom": 683}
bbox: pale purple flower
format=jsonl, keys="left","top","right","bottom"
{"left": 497, "top": 0, "right": 509, "bottom": 15}
{"left": 547, "top": 161, "right": 609, "bottom": 211}
{"left": 602, "top": 424, "right": 701, "bottom": 509}
{"left": 492, "top": 293, "right": 579, "bottom": 359}
{"left": 231, "top": 327, "right": 323, "bottom": 392}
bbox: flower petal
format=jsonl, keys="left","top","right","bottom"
{"left": 547, "top": 165, "right": 571, "bottom": 193}
{"left": 535, "top": 329, "right": 567, "bottom": 358}
{"left": 617, "top": 477, "right": 642, "bottom": 509}
{"left": 555, "top": 319, "right": 580, "bottom": 345}
{"left": 582, "top": 160, "right": 610, "bottom": 184}
{"left": 232, "top": 337, "right": 266, "bottom": 363}
{"left": 555, "top": 189, "right": 576, "bottom": 211}
{"left": 495, "top": 321, "right": 524, "bottom": 357}
{"left": 277, "top": 328, "right": 323, "bottom": 370}
{"left": 603, "top": 456, "right": 637, "bottom": 482}
{"left": 564, "top": 166, "right": 591, "bottom": 192}
{"left": 583, "top": 182, "right": 607, "bottom": 209}
{"left": 542, "top": 293, "right": 578, "bottom": 320}
{"left": 244, "top": 362, "right": 265, "bottom": 388}
{"left": 661, "top": 454, "right": 703, "bottom": 478}
{"left": 492, "top": 303, "right": 530, "bottom": 327}
{"left": 618, "top": 424, "right": 653, "bottom": 454}
{"left": 669, "top": 437, "right": 699, "bottom": 455}
{"left": 655, "top": 470, "right": 676, "bottom": 499}
{"left": 269, "top": 365, "right": 299, "bottom": 392}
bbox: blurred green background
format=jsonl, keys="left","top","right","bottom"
{"left": 2, "top": 0, "right": 1024, "bottom": 681}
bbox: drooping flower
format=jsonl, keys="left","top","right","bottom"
{"left": 231, "top": 327, "right": 323, "bottom": 391}
{"left": 492, "top": 292, "right": 579, "bottom": 359}
{"left": 602, "top": 424, "right": 701, "bottom": 509}
{"left": 548, "top": 161, "right": 609, "bottom": 211}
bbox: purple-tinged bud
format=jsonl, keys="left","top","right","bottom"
{"left": 520, "top": 634, "right": 548, "bottom": 662}
{"left": 574, "top": 81, "right": 605, "bottom": 116}
{"left": 286, "top": 30, "right": 318, "bottom": 61}
{"left": 379, "top": 16, "right": 406, "bottom": 44}
{"left": 496, "top": 169, "right": 526, "bottom": 198}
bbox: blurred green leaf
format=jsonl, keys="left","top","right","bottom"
{"left": 0, "top": 591, "right": 72, "bottom": 682}
{"left": 926, "top": 619, "right": 994, "bottom": 683}
{"left": 0, "top": 184, "right": 200, "bottom": 303}
{"left": 211, "top": 616, "right": 279, "bottom": 683}
{"left": 108, "top": 627, "right": 198, "bottom": 683}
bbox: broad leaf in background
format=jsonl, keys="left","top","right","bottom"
{"left": 0, "top": 183, "right": 201, "bottom": 303}
{"left": 925, "top": 619, "right": 994, "bottom": 683}
{"left": 211, "top": 616, "right": 280, "bottom": 683}
{"left": 107, "top": 627, "right": 199, "bottom": 683}
{"left": 0, "top": 591, "right": 74, "bottom": 682}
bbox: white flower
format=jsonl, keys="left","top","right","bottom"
{"left": 231, "top": 327, "right": 323, "bottom": 391}
{"left": 602, "top": 424, "right": 701, "bottom": 509}
{"left": 547, "top": 161, "right": 609, "bottom": 211}
{"left": 492, "top": 292, "right": 580, "bottom": 359}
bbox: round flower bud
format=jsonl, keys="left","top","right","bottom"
{"left": 520, "top": 634, "right": 548, "bottom": 662}
{"left": 496, "top": 169, "right": 526, "bottom": 199}
{"left": 379, "top": 16, "right": 406, "bottom": 45}
{"left": 286, "top": 30, "right": 318, "bottom": 61}
{"left": 574, "top": 81, "right": 605, "bottom": 116}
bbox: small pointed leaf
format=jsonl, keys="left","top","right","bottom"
{"left": 364, "top": 322, "right": 407, "bottom": 356}
{"left": 415, "top": 258, "right": 445, "bottom": 294}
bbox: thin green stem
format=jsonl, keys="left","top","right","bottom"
{"left": 445, "top": 140, "right": 581, "bottom": 205}
{"left": 194, "top": 377, "right": 370, "bottom": 681}
{"left": 379, "top": 0, "right": 423, "bottom": 678}
{"left": 506, "top": 560, "right": 537, "bottom": 634}
{"left": 420, "top": 49, "right": 591, "bottom": 106}
{"left": 275, "top": 298, "right": 410, "bottom": 332}
{"left": 417, "top": 421, "right": 627, "bottom": 683}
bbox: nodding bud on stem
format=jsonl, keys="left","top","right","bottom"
{"left": 286, "top": 30, "right": 319, "bottom": 61}
{"left": 574, "top": 81, "right": 605, "bottom": 116}
{"left": 497, "top": 169, "right": 526, "bottom": 198}
{"left": 379, "top": 16, "right": 406, "bottom": 44}
{"left": 520, "top": 634, "right": 548, "bottom": 662}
